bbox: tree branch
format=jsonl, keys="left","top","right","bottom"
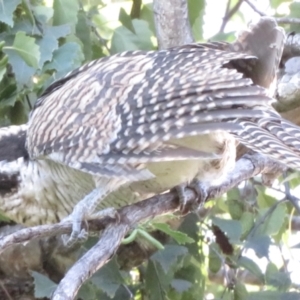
{"left": 0, "top": 146, "right": 296, "bottom": 299}
{"left": 45, "top": 153, "right": 284, "bottom": 299}
{"left": 244, "top": 0, "right": 300, "bottom": 26}
{"left": 219, "top": 0, "right": 244, "bottom": 33}
{"left": 153, "top": 0, "right": 194, "bottom": 49}
{"left": 244, "top": 0, "right": 266, "bottom": 16}
{"left": 277, "top": 17, "right": 300, "bottom": 25}
{"left": 0, "top": 153, "right": 290, "bottom": 299}
{"left": 130, "top": 0, "right": 142, "bottom": 19}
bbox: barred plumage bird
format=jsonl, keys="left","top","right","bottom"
{"left": 1, "top": 17, "right": 300, "bottom": 242}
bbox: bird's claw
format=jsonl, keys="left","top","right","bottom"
{"left": 90, "top": 207, "right": 120, "bottom": 222}
{"left": 175, "top": 179, "right": 208, "bottom": 214}
{"left": 175, "top": 184, "right": 191, "bottom": 215}
{"left": 190, "top": 178, "right": 208, "bottom": 205}
{"left": 63, "top": 227, "right": 89, "bottom": 248}
{"left": 61, "top": 207, "right": 119, "bottom": 248}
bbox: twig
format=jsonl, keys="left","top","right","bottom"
{"left": 276, "top": 18, "right": 300, "bottom": 25}
{"left": 0, "top": 153, "right": 277, "bottom": 252}
{"left": 283, "top": 180, "right": 300, "bottom": 215}
{"left": 244, "top": 0, "right": 266, "bottom": 16}
{"left": 258, "top": 175, "right": 300, "bottom": 215}
{"left": 52, "top": 223, "right": 130, "bottom": 300}
{"left": 130, "top": 0, "right": 142, "bottom": 19}
{"left": 25, "top": 94, "right": 32, "bottom": 110}
{"left": 219, "top": 0, "right": 232, "bottom": 33}
{"left": 78, "top": 2, "right": 110, "bottom": 54}
{"left": 0, "top": 223, "right": 71, "bottom": 251}
{"left": 249, "top": 198, "right": 287, "bottom": 238}
{"left": 219, "top": 0, "right": 244, "bottom": 33}
{"left": 244, "top": 1, "right": 300, "bottom": 25}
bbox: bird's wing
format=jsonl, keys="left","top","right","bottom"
{"left": 27, "top": 46, "right": 273, "bottom": 179}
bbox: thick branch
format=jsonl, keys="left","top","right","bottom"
{"left": 0, "top": 154, "right": 289, "bottom": 299}
{"left": 0, "top": 153, "right": 278, "bottom": 253}
{"left": 153, "top": 0, "right": 194, "bottom": 49}
{"left": 49, "top": 153, "right": 281, "bottom": 299}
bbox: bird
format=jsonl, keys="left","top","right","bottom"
{"left": 1, "top": 17, "right": 300, "bottom": 244}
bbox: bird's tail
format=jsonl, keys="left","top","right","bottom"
{"left": 232, "top": 16, "right": 285, "bottom": 90}
{"left": 228, "top": 18, "right": 300, "bottom": 169}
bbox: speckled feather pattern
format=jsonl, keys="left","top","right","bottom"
{"left": 27, "top": 44, "right": 289, "bottom": 179}
{"left": 2, "top": 17, "right": 300, "bottom": 226}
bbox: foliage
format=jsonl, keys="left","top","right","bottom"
{"left": 1, "top": 0, "right": 300, "bottom": 299}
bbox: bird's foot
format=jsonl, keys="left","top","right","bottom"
{"left": 175, "top": 184, "right": 192, "bottom": 215}
{"left": 190, "top": 178, "right": 208, "bottom": 205}
{"left": 175, "top": 179, "right": 208, "bottom": 214}
{"left": 62, "top": 207, "right": 119, "bottom": 247}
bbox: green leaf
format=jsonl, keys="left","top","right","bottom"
{"left": 151, "top": 245, "right": 188, "bottom": 273}
{"left": 111, "top": 19, "right": 154, "bottom": 54}
{"left": 245, "top": 235, "right": 271, "bottom": 258}
{"left": 77, "top": 282, "right": 98, "bottom": 300}
{"left": 145, "top": 260, "right": 168, "bottom": 300}
{"left": 76, "top": 10, "right": 92, "bottom": 61}
{"left": 10, "top": 100, "right": 28, "bottom": 124}
{"left": 10, "top": 31, "right": 40, "bottom": 68}
{"left": 10, "top": 18, "right": 41, "bottom": 36}
{"left": 170, "top": 279, "right": 192, "bottom": 293}
{"left": 36, "top": 28, "right": 59, "bottom": 67}
{"left": 247, "top": 291, "right": 300, "bottom": 300}
{"left": 92, "top": 12, "right": 115, "bottom": 41}
{"left": 3, "top": 46, "right": 35, "bottom": 87}
{"left": 257, "top": 203, "right": 287, "bottom": 236}
{"left": 178, "top": 214, "right": 202, "bottom": 262}
{"left": 288, "top": 2, "right": 300, "bottom": 32}
{"left": 234, "top": 281, "right": 248, "bottom": 300}
{"left": 0, "top": 54, "right": 8, "bottom": 83}
{"left": 211, "top": 217, "right": 242, "bottom": 242}
{"left": 32, "top": 271, "right": 57, "bottom": 298}
{"left": 53, "top": 0, "right": 79, "bottom": 28}
{"left": 153, "top": 223, "right": 194, "bottom": 245}
{"left": 0, "top": 41, "right": 5, "bottom": 51}
{"left": 32, "top": 5, "right": 54, "bottom": 23}
{"left": 21, "top": 0, "right": 35, "bottom": 26}
{"left": 240, "top": 211, "right": 254, "bottom": 238}
{"left": 227, "top": 199, "right": 244, "bottom": 220}
{"left": 140, "top": 3, "right": 156, "bottom": 34}
{"left": 188, "top": 0, "right": 204, "bottom": 26}
{"left": 208, "top": 243, "right": 222, "bottom": 273}
{"left": 44, "top": 42, "right": 84, "bottom": 78}
{"left": 0, "top": 0, "right": 21, "bottom": 27}
{"left": 238, "top": 256, "right": 264, "bottom": 282}
{"left": 119, "top": 7, "right": 135, "bottom": 34}
{"left": 0, "top": 77, "right": 17, "bottom": 108}
{"left": 270, "top": 0, "right": 290, "bottom": 9}
{"left": 265, "top": 263, "right": 291, "bottom": 291}
{"left": 48, "top": 24, "right": 71, "bottom": 39}
{"left": 256, "top": 186, "right": 277, "bottom": 208}
{"left": 91, "top": 259, "right": 124, "bottom": 298}
{"left": 273, "top": 216, "right": 288, "bottom": 243}
{"left": 188, "top": 0, "right": 205, "bottom": 41}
